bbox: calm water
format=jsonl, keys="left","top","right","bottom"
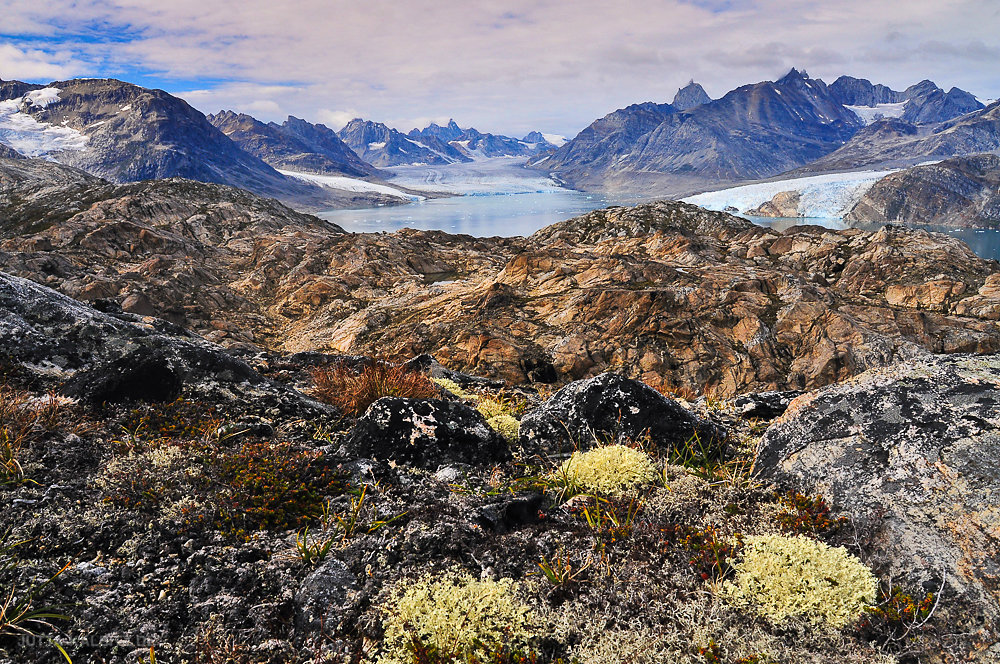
{"left": 317, "top": 159, "right": 1000, "bottom": 261}
{"left": 319, "top": 189, "right": 643, "bottom": 237}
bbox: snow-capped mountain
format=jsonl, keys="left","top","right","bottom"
{"left": 338, "top": 118, "right": 452, "bottom": 167}
{"left": 0, "top": 77, "right": 400, "bottom": 211}
{"left": 528, "top": 70, "right": 987, "bottom": 195}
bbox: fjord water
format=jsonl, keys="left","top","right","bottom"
{"left": 318, "top": 159, "right": 1000, "bottom": 261}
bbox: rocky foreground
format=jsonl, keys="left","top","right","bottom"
{"left": 1, "top": 262, "right": 999, "bottom": 664}
{"left": 3, "top": 152, "right": 1000, "bottom": 401}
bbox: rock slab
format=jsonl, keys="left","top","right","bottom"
{"left": 755, "top": 354, "right": 1000, "bottom": 659}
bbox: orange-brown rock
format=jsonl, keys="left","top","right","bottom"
{"left": 4, "top": 185, "right": 1000, "bottom": 398}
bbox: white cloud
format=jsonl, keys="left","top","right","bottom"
{"left": 0, "top": 44, "right": 81, "bottom": 81}
{"left": 3, "top": 0, "right": 999, "bottom": 136}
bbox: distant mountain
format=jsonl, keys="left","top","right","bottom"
{"left": 846, "top": 153, "right": 1000, "bottom": 228}
{"left": 531, "top": 69, "right": 861, "bottom": 193}
{"left": 799, "top": 101, "right": 1000, "bottom": 173}
{"left": 530, "top": 69, "right": 989, "bottom": 195}
{"left": 0, "top": 78, "right": 394, "bottom": 211}
{"left": 828, "top": 76, "right": 900, "bottom": 106}
{"left": 208, "top": 111, "right": 379, "bottom": 178}
{"left": 338, "top": 119, "right": 452, "bottom": 167}
{"left": 671, "top": 81, "right": 711, "bottom": 111}
{"left": 408, "top": 119, "right": 559, "bottom": 160}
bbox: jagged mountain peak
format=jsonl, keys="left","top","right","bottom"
{"left": 672, "top": 81, "right": 711, "bottom": 111}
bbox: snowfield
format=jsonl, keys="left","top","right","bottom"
{"left": 844, "top": 102, "right": 908, "bottom": 125}
{"left": 277, "top": 170, "right": 424, "bottom": 201}
{"left": 683, "top": 169, "right": 899, "bottom": 219}
{"left": 0, "top": 89, "right": 89, "bottom": 158}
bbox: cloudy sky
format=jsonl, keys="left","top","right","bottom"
{"left": 1, "top": 0, "right": 998, "bottom": 137}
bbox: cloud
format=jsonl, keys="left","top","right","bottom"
{"left": 2, "top": 0, "right": 998, "bottom": 135}
{"left": 0, "top": 44, "right": 82, "bottom": 81}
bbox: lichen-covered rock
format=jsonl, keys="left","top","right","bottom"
{"left": 518, "top": 372, "right": 725, "bottom": 458}
{"left": 295, "top": 557, "right": 358, "bottom": 633}
{"left": 755, "top": 354, "right": 1000, "bottom": 659}
{"left": 345, "top": 397, "right": 510, "bottom": 469}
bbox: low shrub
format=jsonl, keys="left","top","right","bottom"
{"left": 661, "top": 525, "right": 743, "bottom": 582}
{"left": 313, "top": 362, "right": 438, "bottom": 417}
{"left": 556, "top": 445, "right": 657, "bottom": 496}
{"left": 722, "top": 534, "right": 878, "bottom": 629}
{"left": 857, "top": 585, "right": 938, "bottom": 648}
{"left": 101, "top": 438, "right": 347, "bottom": 539}
{"left": 379, "top": 570, "right": 535, "bottom": 664}
{"left": 775, "top": 491, "right": 848, "bottom": 539}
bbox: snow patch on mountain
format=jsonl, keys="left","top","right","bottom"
{"left": 844, "top": 102, "right": 908, "bottom": 125}
{"left": 0, "top": 90, "right": 89, "bottom": 158}
{"left": 277, "top": 169, "right": 424, "bottom": 200}
{"left": 684, "top": 169, "right": 899, "bottom": 219}
{"left": 541, "top": 133, "right": 568, "bottom": 147}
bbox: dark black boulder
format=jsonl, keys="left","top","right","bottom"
{"left": 345, "top": 397, "right": 510, "bottom": 469}
{"left": 518, "top": 372, "right": 726, "bottom": 458}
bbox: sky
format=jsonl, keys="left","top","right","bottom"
{"left": 1, "top": 0, "right": 998, "bottom": 138}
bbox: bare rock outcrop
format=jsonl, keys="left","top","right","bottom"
{"left": 745, "top": 190, "right": 802, "bottom": 217}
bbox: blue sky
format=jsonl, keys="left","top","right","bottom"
{"left": 1, "top": 0, "right": 998, "bottom": 137}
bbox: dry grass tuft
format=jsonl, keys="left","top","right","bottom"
{"left": 312, "top": 362, "right": 438, "bottom": 417}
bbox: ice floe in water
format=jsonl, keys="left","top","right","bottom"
{"left": 683, "top": 170, "right": 899, "bottom": 219}
{"left": 0, "top": 88, "right": 89, "bottom": 158}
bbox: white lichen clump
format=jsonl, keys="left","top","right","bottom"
{"left": 379, "top": 569, "right": 535, "bottom": 663}
{"left": 558, "top": 444, "right": 658, "bottom": 496}
{"left": 723, "top": 534, "right": 879, "bottom": 629}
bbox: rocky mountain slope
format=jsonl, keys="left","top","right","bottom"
{"left": 671, "top": 81, "right": 711, "bottom": 111}
{"left": 1, "top": 266, "right": 997, "bottom": 663}
{"left": 529, "top": 69, "right": 864, "bottom": 194}
{"left": 338, "top": 118, "right": 453, "bottom": 167}
{"left": 845, "top": 153, "right": 1000, "bottom": 227}
{"left": 529, "top": 71, "right": 986, "bottom": 195}
{"left": 0, "top": 78, "right": 403, "bottom": 211}
{"left": 2, "top": 159, "right": 999, "bottom": 398}
{"left": 798, "top": 101, "right": 1000, "bottom": 173}
{"left": 207, "top": 111, "right": 379, "bottom": 178}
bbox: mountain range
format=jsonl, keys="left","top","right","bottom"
{"left": 0, "top": 76, "right": 559, "bottom": 211}
{"left": 528, "top": 70, "right": 995, "bottom": 195}
{"left": 336, "top": 117, "right": 561, "bottom": 167}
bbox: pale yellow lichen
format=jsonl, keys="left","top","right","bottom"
{"left": 486, "top": 414, "right": 520, "bottom": 441}
{"left": 379, "top": 569, "right": 535, "bottom": 664}
{"left": 557, "top": 445, "right": 658, "bottom": 496}
{"left": 722, "top": 534, "right": 878, "bottom": 629}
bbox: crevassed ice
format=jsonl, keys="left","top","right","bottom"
{"left": 0, "top": 88, "right": 89, "bottom": 158}
{"left": 277, "top": 169, "right": 424, "bottom": 201}
{"left": 682, "top": 169, "right": 899, "bottom": 219}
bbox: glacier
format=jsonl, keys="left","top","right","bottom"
{"left": 277, "top": 170, "right": 425, "bottom": 201}
{"left": 683, "top": 170, "right": 899, "bottom": 219}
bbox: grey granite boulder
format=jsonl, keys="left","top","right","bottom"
{"left": 755, "top": 354, "right": 1000, "bottom": 660}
